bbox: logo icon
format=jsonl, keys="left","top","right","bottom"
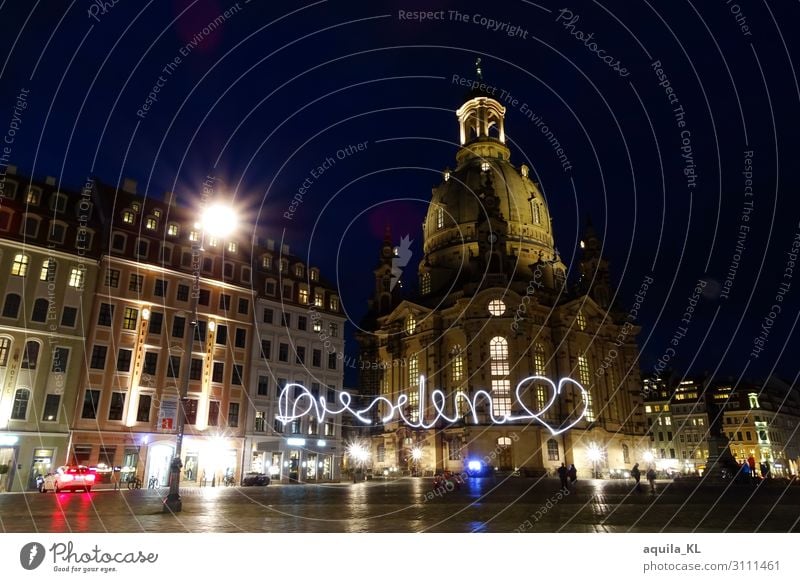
{"left": 391, "top": 234, "right": 413, "bottom": 291}
{"left": 19, "top": 542, "right": 45, "bottom": 570}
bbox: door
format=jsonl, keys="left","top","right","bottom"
{"left": 28, "top": 448, "right": 54, "bottom": 490}
{"left": 288, "top": 450, "right": 300, "bottom": 482}
{"left": 497, "top": 437, "right": 513, "bottom": 470}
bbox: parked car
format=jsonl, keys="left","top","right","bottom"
{"left": 39, "top": 466, "right": 95, "bottom": 493}
{"left": 241, "top": 472, "right": 270, "bottom": 486}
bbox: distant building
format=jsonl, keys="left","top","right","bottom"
{"left": 0, "top": 168, "right": 100, "bottom": 492}
{"left": 245, "top": 242, "right": 345, "bottom": 483}
{"left": 643, "top": 375, "right": 800, "bottom": 476}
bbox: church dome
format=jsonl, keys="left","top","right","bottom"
{"left": 422, "top": 91, "right": 556, "bottom": 274}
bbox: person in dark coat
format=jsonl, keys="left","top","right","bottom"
{"left": 631, "top": 463, "right": 642, "bottom": 492}
{"left": 557, "top": 463, "right": 568, "bottom": 489}
{"left": 646, "top": 467, "right": 657, "bottom": 493}
{"left": 567, "top": 464, "right": 577, "bottom": 485}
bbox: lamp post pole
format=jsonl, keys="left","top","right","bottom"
{"left": 164, "top": 238, "right": 201, "bottom": 513}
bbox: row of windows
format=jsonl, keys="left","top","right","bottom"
{"left": 5, "top": 254, "right": 86, "bottom": 287}
{"left": 104, "top": 270, "right": 251, "bottom": 315}
{"left": 260, "top": 280, "right": 339, "bottom": 311}
{"left": 0, "top": 212, "right": 95, "bottom": 249}
{"left": 259, "top": 340, "right": 338, "bottom": 369}
{"left": 88, "top": 345, "right": 245, "bottom": 383}
{"left": 253, "top": 412, "right": 336, "bottom": 436}
{"left": 0, "top": 338, "right": 70, "bottom": 371}
{"left": 6, "top": 389, "right": 61, "bottom": 422}
{"left": 259, "top": 255, "right": 319, "bottom": 281}
{"left": 80, "top": 389, "right": 240, "bottom": 427}
{"left": 0, "top": 183, "right": 79, "bottom": 213}
{"left": 255, "top": 377, "right": 338, "bottom": 400}
{"left": 260, "top": 307, "right": 340, "bottom": 334}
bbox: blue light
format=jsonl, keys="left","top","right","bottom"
{"left": 468, "top": 460, "right": 482, "bottom": 472}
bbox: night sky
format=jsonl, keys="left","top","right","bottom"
{"left": 1, "top": 0, "right": 799, "bottom": 387}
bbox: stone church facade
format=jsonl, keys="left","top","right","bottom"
{"left": 356, "top": 83, "right": 645, "bottom": 478}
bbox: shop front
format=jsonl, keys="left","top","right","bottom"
{"left": 249, "top": 437, "right": 340, "bottom": 483}
{"left": 0, "top": 433, "right": 67, "bottom": 492}
{"left": 145, "top": 435, "right": 242, "bottom": 487}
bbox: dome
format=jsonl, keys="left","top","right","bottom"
{"left": 422, "top": 95, "right": 556, "bottom": 274}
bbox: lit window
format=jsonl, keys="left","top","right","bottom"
{"left": 26, "top": 189, "right": 40, "bottom": 204}
{"left": 521, "top": 164, "right": 529, "bottom": 178}
{"left": 748, "top": 393, "right": 760, "bottom": 409}
{"left": 443, "top": 169, "right": 450, "bottom": 182}
{"left": 313, "top": 320, "right": 322, "bottom": 333}
{"left": 481, "top": 161, "right": 490, "bottom": 172}
{"left": 295, "top": 265, "right": 304, "bottom": 278}
{"left": 576, "top": 311, "right": 587, "bottom": 330}
{"left": 145, "top": 217, "right": 157, "bottom": 230}
{"left": 40, "top": 259, "right": 56, "bottom": 281}
{"left": 436, "top": 206, "right": 444, "bottom": 229}
{"left": 577, "top": 355, "right": 594, "bottom": 422}
{"left": 534, "top": 344, "right": 546, "bottom": 376}
{"left": 532, "top": 202, "right": 541, "bottom": 224}
{"left": 122, "top": 210, "right": 134, "bottom": 224}
{"left": 131, "top": 203, "right": 140, "bottom": 213}
{"left": 329, "top": 296, "right": 339, "bottom": 312}
{"left": 262, "top": 256, "right": 272, "bottom": 269}
{"left": 314, "top": 291, "right": 324, "bottom": 307}
{"left": 408, "top": 356, "right": 419, "bottom": 422}
{"left": 298, "top": 288, "right": 309, "bottom": 304}
{"left": 227, "top": 241, "right": 237, "bottom": 253}
{"left": 310, "top": 269, "right": 318, "bottom": 281}
{"left": 405, "top": 313, "right": 416, "bottom": 335}
{"left": 167, "top": 224, "right": 179, "bottom": 236}
{"left": 208, "top": 237, "right": 218, "bottom": 247}
{"left": 421, "top": 272, "right": 431, "bottom": 294}
{"left": 68, "top": 267, "right": 85, "bottom": 289}
{"left": 488, "top": 299, "right": 506, "bottom": 316}
{"left": 451, "top": 346, "right": 463, "bottom": 383}
{"left": 11, "top": 254, "right": 29, "bottom": 276}
{"left": 153, "top": 209, "right": 162, "bottom": 218}
{"left": 489, "top": 337, "right": 511, "bottom": 417}
{"left": 123, "top": 307, "right": 139, "bottom": 330}
{"left": 189, "top": 230, "right": 199, "bottom": 242}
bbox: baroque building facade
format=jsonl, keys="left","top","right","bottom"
{"left": 0, "top": 167, "right": 100, "bottom": 492}
{"left": 356, "top": 86, "right": 646, "bottom": 477}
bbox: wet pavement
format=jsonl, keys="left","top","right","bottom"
{"left": 1, "top": 477, "right": 798, "bottom": 533}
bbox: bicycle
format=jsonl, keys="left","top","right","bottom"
{"left": 127, "top": 476, "right": 142, "bottom": 490}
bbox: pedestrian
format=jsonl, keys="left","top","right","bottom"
{"left": 646, "top": 467, "right": 656, "bottom": 493}
{"left": 567, "top": 464, "right": 577, "bottom": 486}
{"left": 557, "top": 463, "right": 568, "bottom": 489}
{"left": 764, "top": 461, "right": 771, "bottom": 478}
{"left": 631, "top": 463, "right": 642, "bottom": 492}
{"left": 747, "top": 455, "right": 757, "bottom": 481}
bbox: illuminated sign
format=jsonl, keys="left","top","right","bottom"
{"left": 0, "top": 435, "right": 19, "bottom": 446}
{"left": 286, "top": 438, "right": 306, "bottom": 446}
{"left": 277, "top": 375, "right": 588, "bottom": 435}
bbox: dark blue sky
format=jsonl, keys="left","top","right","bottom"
{"left": 1, "top": 0, "right": 799, "bottom": 386}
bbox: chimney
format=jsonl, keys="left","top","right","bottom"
{"left": 266, "top": 239, "right": 275, "bottom": 251}
{"left": 45, "top": 176, "right": 56, "bottom": 186}
{"left": 281, "top": 244, "right": 290, "bottom": 255}
{"left": 122, "top": 178, "right": 137, "bottom": 194}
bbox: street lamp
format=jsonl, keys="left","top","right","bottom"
{"left": 347, "top": 441, "right": 370, "bottom": 482}
{"left": 587, "top": 443, "right": 602, "bottom": 479}
{"left": 163, "top": 203, "right": 238, "bottom": 513}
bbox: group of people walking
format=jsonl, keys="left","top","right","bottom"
{"left": 556, "top": 463, "right": 578, "bottom": 489}
{"left": 630, "top": 463, "right": 657, "bottom": 493}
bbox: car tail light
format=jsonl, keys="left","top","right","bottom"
{"left": 85, "top": 474, "right": 95, "bottom": 482}
{"left": 60, "top": 474, "right": 74, "bottom": 482}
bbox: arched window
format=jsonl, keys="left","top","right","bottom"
{"left": 2, "top": 293, "right": 21, "bottom": 318}
{"left": 576, "top": 311, "right": 587, "bottom": 330}
{"left": 547, "top": 439, "right": 559, "bottom": 461}
{"left": 436, "top": 206, "right": 444, "bottom": 230}
{"left": 408, "top": 356, "right": 419, "bottom": 422}
{"left": 489, "top": 337, "right": 511, "bottom": 417}
{"left": 40, "top": 258, "right": 57, "bottom": 281}
{"left": 405, "top": 313, "right": 416, "bottom": 335}
{"left": 497, "top": 437, "right": 512, "bottom": 447}
{"left": 531, "top": 200, "right": 541, "bottom": 224}
{"left": 577, "top": 355, "right": 594, "bottom": 422}
{"left": 31, "top": 298, "right": 49, "bottom": 322}
{"left": 11, "top": 388, "right": 30, "bottom": 420}
{"left": 21, "top": 340, "right": 40, "bottom": 369}
{"left": 622, "top": 444, "right": 630, "bottom": 464}
{"left": 450, "top": 345, "right": 464, "bottom": 383}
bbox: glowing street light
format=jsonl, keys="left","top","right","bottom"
{"left": 587, "top": 443, "right": 603, "bottom": 479}
{"left": 643, "top": 451, "right": 655, "bottom": 464}
{"left": 411, "top": 447, "right": 423, "bottom": 461}
{"left": 347, "top": 441, "right": 370, "bottom": 483}
{"left": 163, "top": 202, "right": 239, "bottom": 513}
